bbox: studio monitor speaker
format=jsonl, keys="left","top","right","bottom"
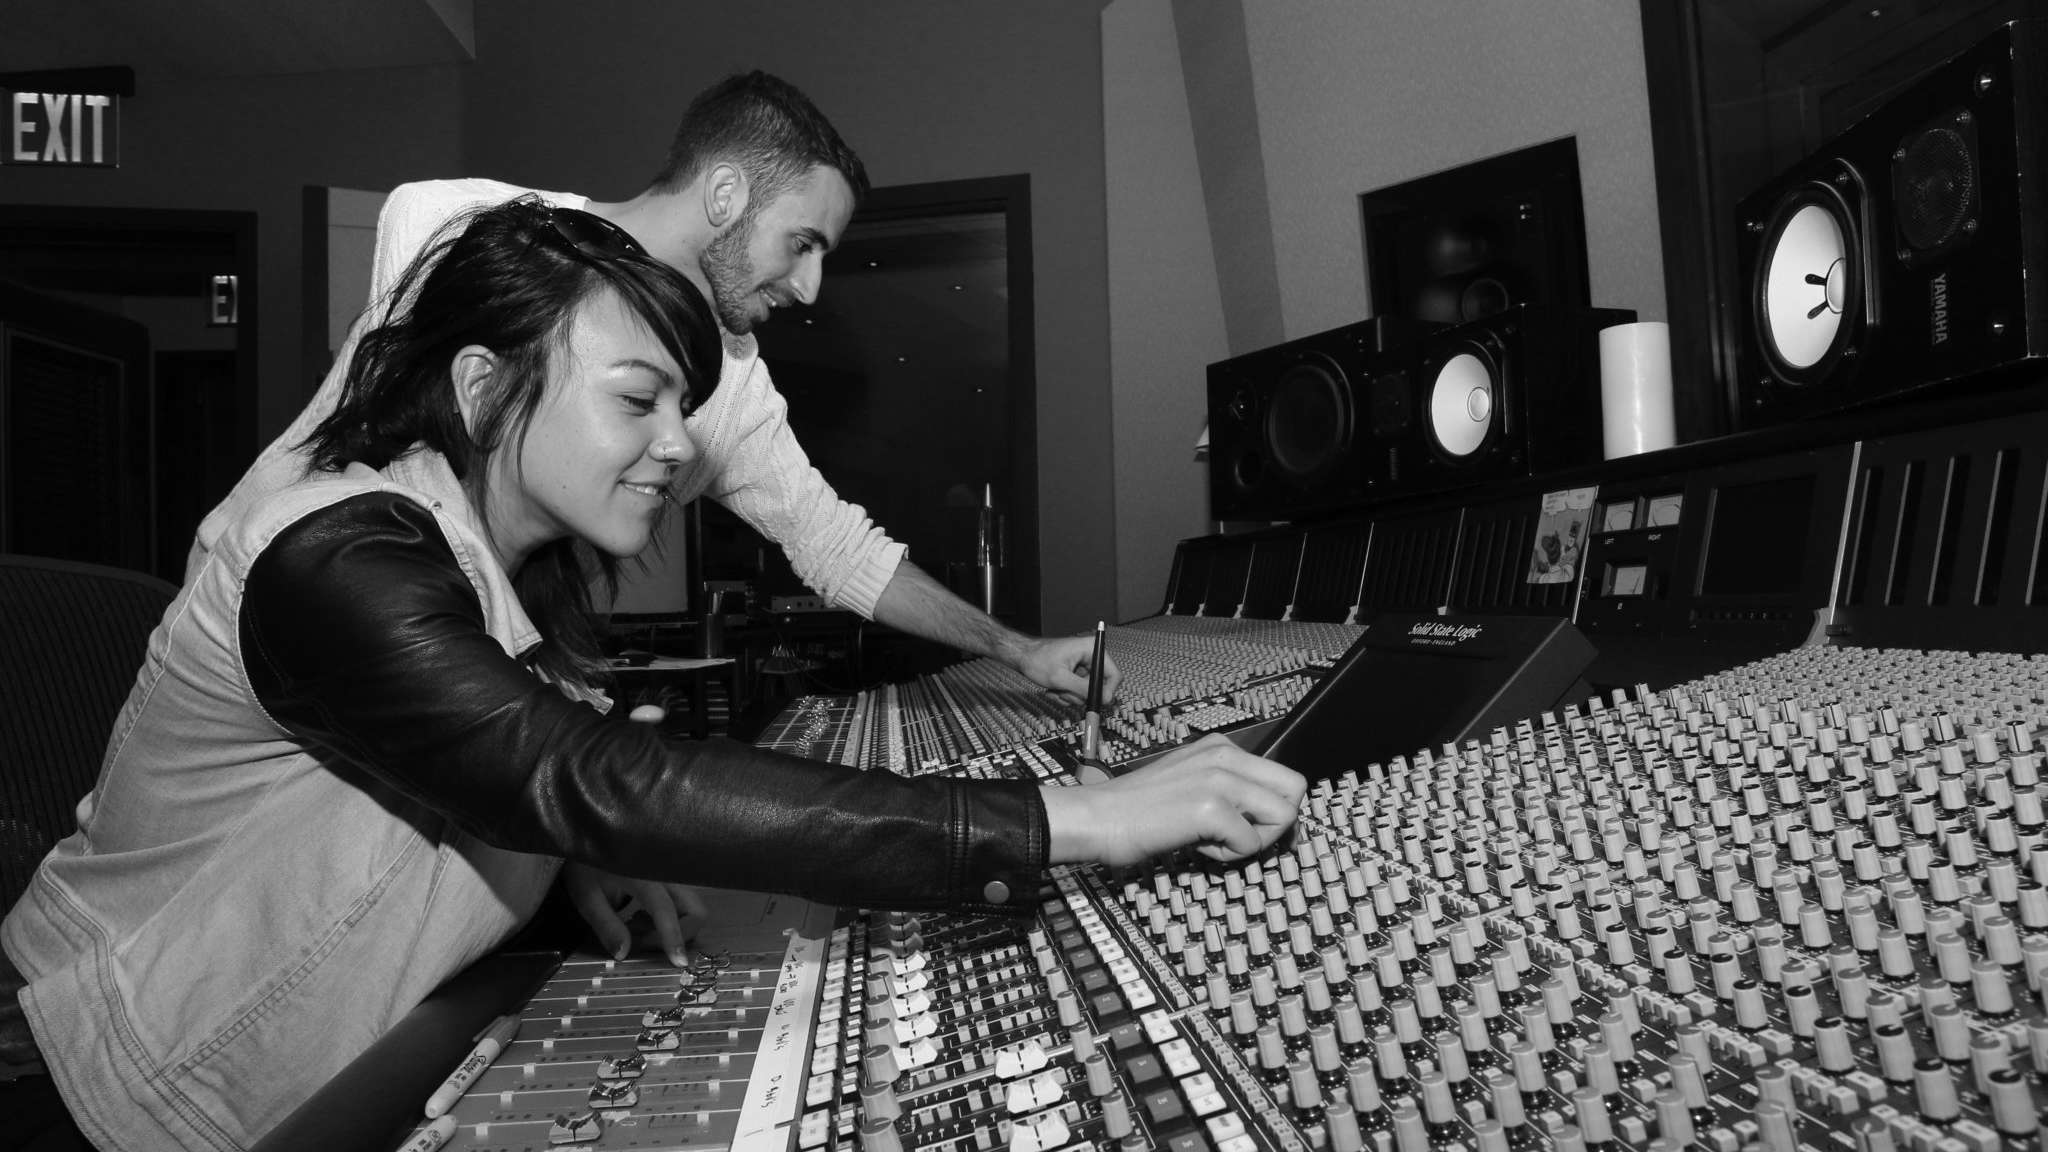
{"left": 1374, "top": 305, "right": 1635, "bottom": 503}
{"left": 1205, "top": 316, "right": 1433, "bottom": 522}
{"left": 1736, "top": 19, "right": 2048, "bottom": 425}
{"left": 1207, "top": 307, "right": 1633, "bottom": 520}
{"left": 1360, "top": 137, "right": 1593, "bottom": 326}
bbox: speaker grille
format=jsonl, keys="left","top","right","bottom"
{"left": 1892, "top": 111, "right": 1979, "bottom": 265}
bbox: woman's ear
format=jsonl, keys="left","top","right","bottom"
{"left": 450, "top": 345, "right": 498, "bottom": 432}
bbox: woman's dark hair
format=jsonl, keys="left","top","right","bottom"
{"left": 302, "top": 196, "right": 723, "bottom": 687}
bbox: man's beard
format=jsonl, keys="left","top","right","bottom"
{"left": 702, "top": 212, "right": 760, "bottom": 335}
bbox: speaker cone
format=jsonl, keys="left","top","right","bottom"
{"left": 1753, "top": 172, "right": 1866, "bottom": 385}
{"left": 1428, "top": 351, "right": 1496, "bottom": 458}
{"left": 1263, "top": 354, "right": 1353, "bottom": 485}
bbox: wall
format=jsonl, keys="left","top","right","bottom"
{"left": 0, "top": 65, "right": 465, "bottom": 441}
{"left": 3, "top": 1, "right": 1666, "bottom": 635}
{"left": 1099, "top": 1, "right": 1662, "bottom": 621}
{"left": 461, "top": 0, "right": 1116, "bottom": 636}
{"left": 1102, "top": 0, "right": 1231, "bottom": 621}
{"left": 1237, "top": 0, "right": 1666, "bottom": 338}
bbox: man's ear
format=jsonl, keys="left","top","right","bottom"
{"left": 703, "top": 162, "right": 750, "bottom": 230}
{"left": 450, "top": 345, "right": 498, "bottom": 432}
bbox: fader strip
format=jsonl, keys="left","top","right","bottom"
{"left": 422, "top": 890, "right": 836, "bottom": 1152}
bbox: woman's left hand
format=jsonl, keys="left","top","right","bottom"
{"left": 562, "top": 863, "right": 707, "bottom": 968}
{"left": 561, "top": 701, "right": 707, "bottom": 967}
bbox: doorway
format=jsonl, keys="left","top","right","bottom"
{"left": 703, "top": 175, "right": 1039, "bottom": 642}
{"left": 0, "top": 206, "right": 258, "bottom": 580}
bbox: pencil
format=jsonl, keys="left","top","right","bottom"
{"left": 1082, "top": 620, "right": 1106, "bottom": 764}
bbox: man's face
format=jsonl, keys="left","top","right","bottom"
{"left": 701, "top": 165, "right": 856, "bottom": 334}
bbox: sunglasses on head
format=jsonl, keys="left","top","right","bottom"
{"left": 544, "top": 205, "right": 647, "bottom": 260}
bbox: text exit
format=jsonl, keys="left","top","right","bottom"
{"left": 6, "top": 91, "right": 119, "bottom": 167}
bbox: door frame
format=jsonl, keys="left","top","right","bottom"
{"left": 0, "top": 204, "right": 258, "bottom": 575}
{"left": 853, "top": 174, "right": 1039, "bottom": 632}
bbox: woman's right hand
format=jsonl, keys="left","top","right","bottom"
{"left": 1041, "top": 734, "right": 1306, "bottom": 868}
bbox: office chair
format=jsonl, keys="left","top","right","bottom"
{"left": 0, "top": 555, "right": 176, "bottom": 915}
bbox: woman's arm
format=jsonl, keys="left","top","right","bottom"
{"left": 241, "top": 492, "right": 1044, "bottom": 914}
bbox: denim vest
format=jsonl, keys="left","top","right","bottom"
{"left": 2, "top": 453, "right": 563, "bottom": 1151}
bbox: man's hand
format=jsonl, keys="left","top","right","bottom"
{"left": 562, "top": 863, "right": 708, "bottom": 968}
{"left": 1015, "top": 633, "right": 1122, "bottom": 705}
{"left": 1041, "top": 734, "right": 1305, "bottom": 867}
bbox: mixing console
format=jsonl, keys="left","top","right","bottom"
{"left": 399, "top": 635, "right": 2048, "bottom": 1152}
{"left": 405, "top": 891, "right": 837, "bottom": 1151}
{"left": 756, "top": 620, "right": 1364, "bottom": 776}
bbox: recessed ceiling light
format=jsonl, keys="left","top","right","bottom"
{"left": 951, "top": 284, "right": 964, "bottom": 291}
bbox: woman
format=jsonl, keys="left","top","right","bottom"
{"left": 0, "top": 197, "right": 1304, "bottom": 1151}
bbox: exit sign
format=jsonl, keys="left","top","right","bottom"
{"left": 1, "top": 67, "right": 128, "bottom": 168}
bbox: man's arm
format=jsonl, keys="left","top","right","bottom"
{"left": 872, "top": 559, "right": 1120, "bottom": 704}
{"left": 693, "top": 353, "right": 1119, "bottom": 700}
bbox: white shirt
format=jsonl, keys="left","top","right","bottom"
{"left": 190, "top": 178, "right": 906, "bottom": 615}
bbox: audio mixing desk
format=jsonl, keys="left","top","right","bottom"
{"left": 295, "top": 628, "right": 2048, "bottom": 1152}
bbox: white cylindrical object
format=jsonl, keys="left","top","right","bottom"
{"left": 1599, "top": 321, "right": 1675, "bottom": 459}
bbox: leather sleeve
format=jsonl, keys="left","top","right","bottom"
{"left": 238, "top": 492, "right": 1046, "bottom": 914}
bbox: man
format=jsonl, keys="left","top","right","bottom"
{"left": 189, "top": 71, "right": 1121, "bottom": 964}
{"left": 198, "top": 71, "right": 1114, "bottom": 704}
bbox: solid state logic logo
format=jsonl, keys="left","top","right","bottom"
{"left": 6, "top": 89, "right": 118, "bottom": 167}
{"left": 1407, "top": 620, "right": 1484, "bottom": 647}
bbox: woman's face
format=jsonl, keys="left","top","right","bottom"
{"left": 485, "top": 288, "right": 697, "bottom": 568}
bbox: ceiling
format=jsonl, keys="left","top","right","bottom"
{"left": 0, "top": 0, "right": 474, "bottom": 79}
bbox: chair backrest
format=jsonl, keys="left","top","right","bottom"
{"left": 0, "top": 554, "right": 177, "bottom": 914}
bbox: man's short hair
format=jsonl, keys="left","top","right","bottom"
{"left": 650, "top": 71, "right": 870, "bottom": 209}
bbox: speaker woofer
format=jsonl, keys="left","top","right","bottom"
{"left": 1752, "top": 168, "right": 1868, "bottom": 386}
{"left": 1427, "top": 349, "right": 1497, "bottom": 459}
{"left": 1263, "top": 353, "right": 1354, "bottom": 485}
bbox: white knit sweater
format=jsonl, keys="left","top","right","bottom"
{"left": 190, "top": 178, "right": 905, "bottom": 615}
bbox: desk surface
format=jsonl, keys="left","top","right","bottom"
{"left": 608, "top": 655, "right": 735, "bottom": 672}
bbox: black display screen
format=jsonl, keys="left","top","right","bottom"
{"left": 1698, "top": 474, "right": 1817, "bottom": 597}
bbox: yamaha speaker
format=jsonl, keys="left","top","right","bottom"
{"left": 1372, "top": 305, "right": 1635, "bottom": 502}
{"left": 1737, "top": 19, "right": 2048, "bottom": 425}
{"left": 1205, "top": 316, "right": 1435, "bottom": 521}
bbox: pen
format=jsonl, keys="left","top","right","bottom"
{"left": 394, "top": 1115, "right": 457, "bottom": 1152}
{"left": 423, "top": 1012, "right": 521, "bottom": 1119}
{"left": 1079, "top": 621, "right": 1109, "bottom": 783}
